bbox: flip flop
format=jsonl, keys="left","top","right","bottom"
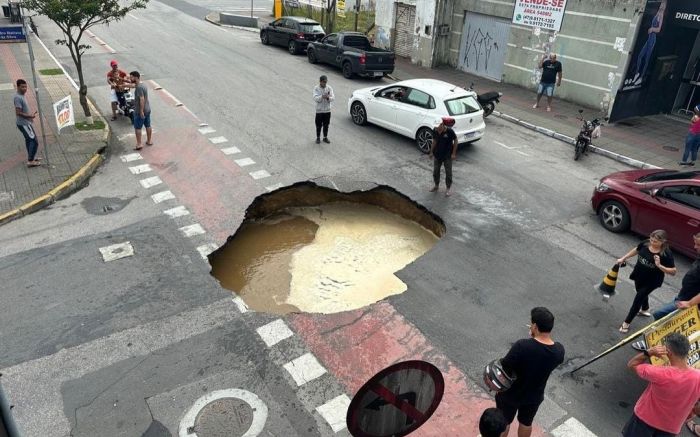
{"left": 145, "top": 142, "right": 154, "bottom": 146}
{"left": 619, "top": 323, "right": 630, "bottom": 333}
{"left": 111, "top": 116, "right": 117, "bottom": 121}
{"left": 134, "top": 146, "right": 143, "bottom": 150}
{"left": 686, "top": 420, "right": 700, "bottom": 437}
{"left": 27, "top": 161, "right": 41, "bottom": 167}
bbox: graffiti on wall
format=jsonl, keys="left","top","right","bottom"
{"left": 461, "top": 24, "right": 498, "bottom": 73}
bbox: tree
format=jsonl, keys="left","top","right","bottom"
{"left": 23, "top": 0, "right": 148, "bottom": 120}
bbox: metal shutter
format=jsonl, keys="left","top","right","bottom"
{"left": 457, "top": 12, "right": 511, "bottom": 81}
{"left": 394, "top": 3, "right": 416, "bottom": 58}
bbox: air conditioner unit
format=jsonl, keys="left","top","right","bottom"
{"left": 438, "top": 24, "right": 450, "bottom": 36}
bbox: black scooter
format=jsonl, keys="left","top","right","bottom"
{"left": 574, "top": 109, "right": 605, "bottom": 161}
{"left": 117, "top": 90, "right": 135, "bottom": 122}
{"left": 468, "top": 83, "right": 502, "bottom": 117}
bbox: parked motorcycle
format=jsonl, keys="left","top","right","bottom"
{"left": 117, "top": 90, "right": 135, "bottom": 121}
{"left": 468, "top": 83, "right": 502, "bottom": 117}
{"left": 574, "top": 109, "right": 604, "bottom": 161}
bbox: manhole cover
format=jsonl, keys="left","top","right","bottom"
{"left": 663, "top": 145, "right": 679, "bottom": 152}
{"left": 193, "top": 398, "right": 254, "bottom": 437}
{"left": 210, "top": 182, "right": 445, "bottom": 314}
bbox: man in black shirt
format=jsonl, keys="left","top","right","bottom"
{"left": 429, "top": 116, "right": 458, "bottom": 196}
{"left": 496, "top": 307, "right": 565, "bottom": 437}
{"left": 533, "top": 53, "right": 562, "bottom": 112}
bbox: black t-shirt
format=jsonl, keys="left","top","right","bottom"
{"left": 498, "top": 338, "right": 565, "bottom": 405}
{"left": 679, "top": 258, "right": 700, "bottom": 301}
{"left": 629, "top": 241, "right": 675, "bottom": 289}
{"left": 433, "top": 127, "right": 456, "bottom": 160}
{"left": 540, "top": 60, "right": 562, "bottom": 84}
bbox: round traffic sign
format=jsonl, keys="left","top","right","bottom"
{"left": 346, "top": 360, "right": 444, "bottom": 437}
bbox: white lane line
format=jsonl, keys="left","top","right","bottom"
{"left": 256, "top": 320, "right": 294, "bottom": 347}
{"left": 128, "top": 164, "right": 152, "bottom": 175}
{"left": 196, "top": 243, "right": 218, "bottom": 260}
{"left": 316, "top": 394, "right": 351, "bottom": 433}
{"left": 209, "top": 136, "right": 228, "bottom": 144}
{"left": 163, "top": 205, "right": 190, "bottom": 218}
{"left": 249, "top": 170, "right": 271, "bottom": 180}
{"left": 99, "top": 242, "right": 134, "bottom": 262}
{"left": 283, "top": 353, "right": 327, "bottom": 386}
{"left": 551, "top": 418, "right": 598, "bottom": 437}
{"left": 515, "top": 150, "right": 532, "bottom": 157}
{"left": 150, "top": 80, "right": 163, "bottom": 90}
{"left": 221, "top": 146, "right": 241, "bottom": 155}
{"left": 180, "top": 105, "right": 200, "bottom": 120}
{"left": 232, "top": 296, "right": 249, "bottom": 313}
{"left": 198, "top": 126, "right": 216, "bottom": 135}
{"left": 128, "top": 12, "right": 140, "bottom": 20}
{"left": 120, "top": 153, "right": 142, "bottom": 162}
{"left": 179, "top": 224, "right": 206, "bottom": 238}
{"left": 139, "top": 176, "right": 162, "bottom": 188}
{"left": 34, "top": 33, "right": 79, "bottom": 90}
{"left": 234, "top": 158, "right": 255, "bottom": 167}
{"left": 265, "top": 183, "right": 284, "bottom": 192}
{"left": 160, "top": 87, "right": 183, "bottom": 106}
{"left": 151, "top": 190, "right": 176, "bottom": 204}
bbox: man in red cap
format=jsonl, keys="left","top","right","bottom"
{"left": 107, "top": 60, "right": 130, "bottom": 121}
{"left": 429, "top": 116, "right": 458, "bottom": 196}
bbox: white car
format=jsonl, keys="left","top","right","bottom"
{"left": 347, "top": 78, "right": 486, "bottom": 153}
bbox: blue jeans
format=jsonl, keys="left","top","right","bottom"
{"left": 17, "top": 124, "right": 38, "bottom": 161}
{"left": 133, "top": 111, "right": 151, "bottom": 129}
{"left": 652, "top": 298, "right": 679, "bottom": 320}
{"left": 682, "top": 133, "right": 700, "bottom": 163}
{"left": 537, "top": 82, "right": 555, "bottom": 97}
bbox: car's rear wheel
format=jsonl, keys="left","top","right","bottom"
{"left": 350, "top": 102, "right": 367, "bottom": 126}
{"left": 288, "top": 40, "right": 298, "bottom": 55}
{"left": 599, "top": 200, "right": 630, "bottom": 233}
{"left": 416, "top": 127, "right": 434, "bottom": 154}
{"left": 307, "top": 49, "right": 317, "bottom": 64}
{"left": 261, "top": 31, "right": 270, "bottom": 45}
{"left": 342, "top": 62, "right": 353, "bottom": 79}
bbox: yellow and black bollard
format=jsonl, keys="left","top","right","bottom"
{"left": 597, "top": 262, "right": 625, "bottom": 301}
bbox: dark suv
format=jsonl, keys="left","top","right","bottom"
{"left": 260, "top": 16, "right": 326, "bottom": 55}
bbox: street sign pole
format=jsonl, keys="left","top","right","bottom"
{"left": 20, "top": 3, "right": 50, "bottom": 166}
{"left": 354, "top": 0, "right": 360, "bottom": 31}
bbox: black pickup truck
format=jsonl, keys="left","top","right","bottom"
{"left": 306, "top": 32, "right": 395, "bottom": 79}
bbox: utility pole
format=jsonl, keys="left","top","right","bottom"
{"left": 354, "top": 0, "right": 360, "bottom": 31}
{"left": 20, "top": 4, "right": 50, "bottom": 166}
{"left": 250, "top": 0, "right": 253, "bottom": 17}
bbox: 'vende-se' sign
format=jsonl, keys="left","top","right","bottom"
{"left": 512, "top": 0, "right": 568, "bottom": 32}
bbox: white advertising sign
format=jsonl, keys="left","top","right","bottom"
{"left": 512, "top": 0, "right": 568, "bottom": 32}
{"left": 297, "top": 0, "right": 327, "bottom": 8}
{"left": 53, "top": 95, "right": 75, "bottom": 132}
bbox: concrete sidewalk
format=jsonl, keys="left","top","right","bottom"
{"left": 0, "top": 23, "right": 109, "bottom": 225}
{"left": 391, "top": 57, "right": 690, "bottom": 170}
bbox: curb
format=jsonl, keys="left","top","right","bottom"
{"left": 389, "top": 70, "right": 660, "bottom": 170}
{"left": 491, "top": 110, "right": 661, "bottom": 169}
{"left": 204, "top": 14, "right": 260, "bottom": 33}
{"left": 0, "top": 107, "right": 111, "bottom": 227}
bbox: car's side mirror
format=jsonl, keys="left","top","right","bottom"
{"left": 650, "top": 188, "right": 660, "bottom": 197}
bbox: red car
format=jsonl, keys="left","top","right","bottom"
{"left": 591, "top": 169, "right": 700, "bottom": 258}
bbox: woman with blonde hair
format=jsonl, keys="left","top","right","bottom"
{"left": 617, "top": 230, "right": 677, "bottom": 333}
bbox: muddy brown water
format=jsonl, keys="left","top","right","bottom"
{"left": 210, "top": 185, "right": 444, "bottom": 315}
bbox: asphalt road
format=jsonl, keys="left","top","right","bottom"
{"left": 0, "top": 1, "right": 694, "bottom": 436}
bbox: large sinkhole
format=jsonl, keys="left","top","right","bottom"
{"left": 209, "top": 180, "right": 445, "bottom": 314}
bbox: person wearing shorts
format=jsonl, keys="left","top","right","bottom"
{"left": 533, "top": 53, "right": 562, "bottom": 112}
{"left": 129, "top": 71, "right": 152, "bottom": 150}
{"left": 107, "top": 60, "right": 129, "bottom": 121}
{"left": 495, "top": 307, "right": 565, "bottom": 437}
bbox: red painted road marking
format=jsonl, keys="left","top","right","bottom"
{"left": 291, "top": 303, "right": 547, "bottom": 436}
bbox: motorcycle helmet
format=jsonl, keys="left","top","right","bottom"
{"left": 483, "top": 359, "right": 516, "bottom": 392}
{"left": 441, "top": 116, "right": 456, "bottom": 127}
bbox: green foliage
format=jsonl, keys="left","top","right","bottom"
{"left": 75, "top": 119, "right": 106, "bottom": 131}
{"left": 39, "top": 68, "right": 63, "bottom": 75}
{"left": 282, "top": 6, "right": 375, "bottom": 33}
{"left": 23, "top": 0, "right": 148, "bottom": 87}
